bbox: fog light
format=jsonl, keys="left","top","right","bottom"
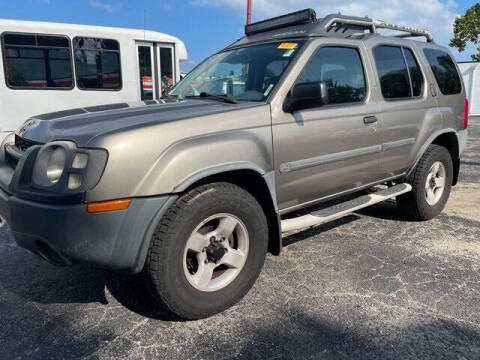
{"left": 72, "top": 153, "right": 89, "bottom": 169}
{"left": 68, "top": 174, "right": 82, "bottom": 190}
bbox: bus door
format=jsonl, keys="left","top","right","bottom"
{"left": 136, "top": 42, "right": 175, "bottom": 101}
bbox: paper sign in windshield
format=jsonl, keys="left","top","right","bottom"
{"left": 278, "top": 42, "right": 298, "bottom": 50}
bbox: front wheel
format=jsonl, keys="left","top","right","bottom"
{"left": 397, "top": 144, "right": 453, "bottom": 220}
{"left": 144, "top": 182, "right": 268, "bottom": 319}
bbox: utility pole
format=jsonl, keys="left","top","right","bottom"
{"left": 247, "top": 0, "right": 252, "bottom": 24}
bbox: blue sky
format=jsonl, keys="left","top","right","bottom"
{"left": 0, "top": 0, "right": 477, "bottom": 71}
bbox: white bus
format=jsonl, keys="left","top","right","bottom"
{"left": 458, "top": 61, "right": 480, "bottom": 116}
{"left": 0, "top": 19, "right": 187, "bottom": 140}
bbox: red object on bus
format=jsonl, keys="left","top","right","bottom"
{"left": 142, "top": 76, "right": 153, "bottom": 91}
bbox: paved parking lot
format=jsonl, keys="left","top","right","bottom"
{"left": 1, "top": 118, "right": 479, "bottom": 360}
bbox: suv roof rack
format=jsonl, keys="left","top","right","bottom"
{"left": 323, "top": 14, "right": 434, "bottom": 42}
{"left": 244, "top": 9, "right": 434, "bottom": 43}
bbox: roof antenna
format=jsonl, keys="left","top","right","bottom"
{"left": 143, "top": 9, "right": 146, "bottom": 40}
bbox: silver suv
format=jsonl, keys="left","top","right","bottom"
{"left": 0, "top": 9, "right": 469, "bottom": 319}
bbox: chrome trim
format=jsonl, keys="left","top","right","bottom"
{"left": 279, "top": 173, "right": 406, "bottom": 215}
{"left": 382, "top": 138, "right": 415, "bottom": 151}
{"left": 279, "top": 145, "right": 382, "bottom": 174}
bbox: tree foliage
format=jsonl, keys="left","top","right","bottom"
{"left": 450, "top": 3, "right": 480, "bottom": 61}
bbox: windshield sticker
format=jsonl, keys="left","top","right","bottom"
{"left": 278, "top": 42, "right": 298, "bottom": 50}
{"left": 283, "top": 49, "right": 295, "bottom": 57}
{"left": 264, "top": 84, "right": 274, "bottom": 96}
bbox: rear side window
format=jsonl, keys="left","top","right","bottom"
{"left": 374, "top": 46, "right": 425, "bottom": 99}
{"left": 73, "top": 37, "right": 122, "bottom": 90}
{"left": 374, "top": 46, "right": 410, "bottom": 99}
{"left": 297, "top": 46, "right": 366, "bottom": 105}
{"left": 423, "top": 49, "right": 461, "bottom": 95}
{"left": 2, "top": 33, "right": 73, "bottom": 89}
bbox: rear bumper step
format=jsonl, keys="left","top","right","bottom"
{"left": 281, "top": 183, "right": 412, "bottom": 233}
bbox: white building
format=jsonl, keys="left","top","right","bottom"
{"left": 458, "top": 61, "right": 480, "bottom": 116}
{"left": 0, "top": 19, "right": 188, "bottom": 140}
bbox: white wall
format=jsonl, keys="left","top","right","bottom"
{"left": 458, "top": 62, "right": 480, "bottom": 115}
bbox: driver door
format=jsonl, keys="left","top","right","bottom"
{"left": 272, "top": 41, "right": 384, "bottom": 212}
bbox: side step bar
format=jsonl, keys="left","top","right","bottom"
{"left": 281, "top": 183, "right": 412, "bottom": 233}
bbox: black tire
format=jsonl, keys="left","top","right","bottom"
{"left": 397, "top": 144, "right": 453, "bottom": 220}
{"left": 144, "top": 182, "right": 268, "bottom": 319}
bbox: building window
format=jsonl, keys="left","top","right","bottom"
{"left": 73, "top": 37, "right": 122, "bottom": 90}
{"left": 2, "top": 33, "right": 73, "bottom": 89}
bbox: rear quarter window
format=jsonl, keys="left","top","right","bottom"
{"left": 423, "top": 49, "right": 461, "bottom": 95}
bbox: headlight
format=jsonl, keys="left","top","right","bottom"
{"left": 32, "top": 141, "right": 108, "bottom": 192}
{"left": 46, "top": 146, "right": 67, "bottom": 184}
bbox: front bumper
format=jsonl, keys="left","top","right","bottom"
{"left": 0, "top": 187, "right": 175, "bottom": 273}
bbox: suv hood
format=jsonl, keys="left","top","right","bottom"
{"left": 17, "top": 100, "right": 261, "bottom": 147}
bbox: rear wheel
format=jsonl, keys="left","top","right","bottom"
{"left": 144, "top": 182, "right": 268, "bottom": 319}
{"left": 397, "top": 144, "right": 453, "bottom": 220}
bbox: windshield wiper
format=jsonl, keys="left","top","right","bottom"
{"left": 187, "top": 92, "right": 238, "bottom": 104}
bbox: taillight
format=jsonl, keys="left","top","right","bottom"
{"left": 464, "top": 98, "right": 469, "bottom": 129}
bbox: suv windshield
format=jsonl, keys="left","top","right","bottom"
{"left": 169, "top": 41, "right": 306, "bottom": 102}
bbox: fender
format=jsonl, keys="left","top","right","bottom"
{"left": 173, "top": 162, "right": 268, "bottom": 192}
{"left": 132, "top": 128, "right": 274, "bottom": 198}
{"left": 407, "top": 128, "right": 459, "bottom": 176}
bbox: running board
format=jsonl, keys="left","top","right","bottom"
{"left": 281, "top": 183, "right": 412, "bottom": 233}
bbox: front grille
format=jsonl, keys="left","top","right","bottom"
{"left": 14, "top": 135, "right": 37, "bottom": 152}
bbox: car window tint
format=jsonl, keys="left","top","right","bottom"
{"left": 403, "top": 48, "right": 424, "bottom": 97}
{"left": 297, "top": 46, "right": 366, "bottom": 106}
{"left": 423, "top": 49, "right": 461, "bottom": 95}
{"left": 374, "top": 46, "right": 411, "bottom": 99}
{"left": 73, "top": 37, "right": 122, "bottom": 90}
{"left": 2, "top": 33, "right": 73, "bottom": 89}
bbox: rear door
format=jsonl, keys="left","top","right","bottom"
{"left": 371, "top": 43, "right": 437, "bottom": 176}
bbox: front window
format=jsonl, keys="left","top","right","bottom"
{"left": 170, "top": 41, "right": 306, "bottom": 102}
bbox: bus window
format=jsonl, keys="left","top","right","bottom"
{"left": 160, "top": 47, "right": 174, "bottom": 95}
{"left": 2, "top": 33, "right": 73, "bottom": 89}
{"left": 73, "top": 37, "right": 122, "bottom": 90}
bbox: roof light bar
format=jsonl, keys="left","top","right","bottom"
{"left": 245, "top": 8, "right": 317, "bottom": 36}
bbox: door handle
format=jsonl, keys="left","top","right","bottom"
{"left": 363, "top": 116, "right": 378, "bottom": 125}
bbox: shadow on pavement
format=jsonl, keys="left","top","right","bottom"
{"left": 462, "top": 160, "right": 480, "bottom": 167}
{"left": 104, "top": 272, "right": 183, "bottom": 322}
{"left": 228, "top": 310, "right": 480, "bottom": 359}
{"left": 282, "top": 215, "right": 360, "bottom": 248}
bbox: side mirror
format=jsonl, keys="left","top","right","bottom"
{"left": 284, "top": 81, "right": 329, "bottom": 113}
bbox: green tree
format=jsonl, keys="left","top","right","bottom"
{"left": 450, "top": 3, "right": 480, "bottom": 61}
